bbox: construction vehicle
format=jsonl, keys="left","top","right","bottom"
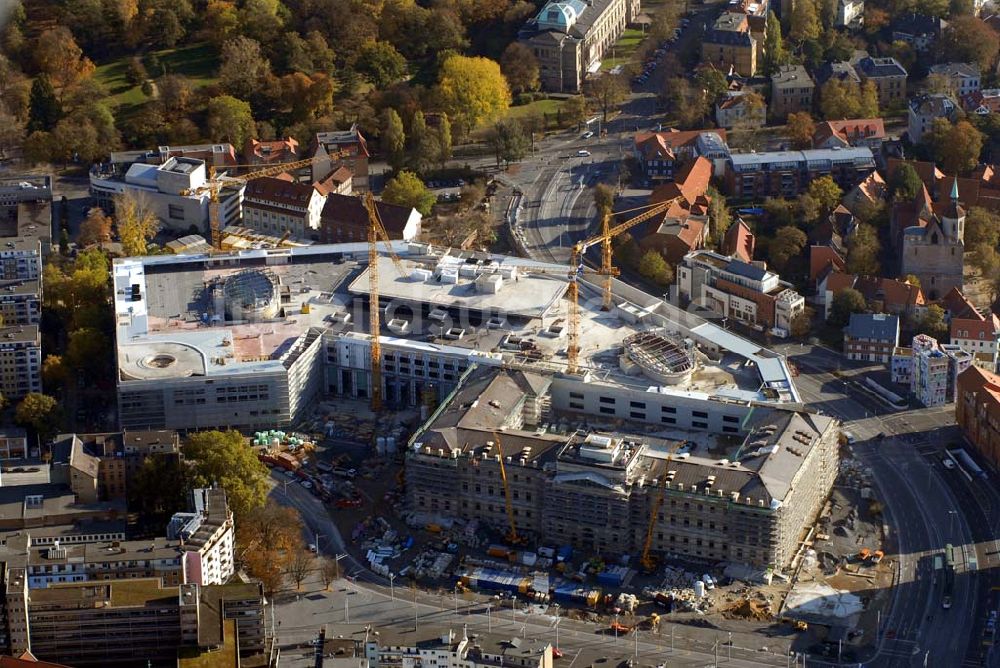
{"left": 871, "top": 550, "right": 884, "bottom": 564}
{"left": 639, "top": 440, "right": 686, "bottom": 573}
{"left": 610, "top": 622, "right": 631, "bottom": 634}
{"left": 493, "top": 432, "right": 528, "bottom": 546}
{"left": 857, "top": 548, "right": 871, "bottom": 562}
{"left": 780, "top": 617, "right": 809, "bottom": 631}
{"left": 565, "top": 196, "right": 683, "bottom": 373}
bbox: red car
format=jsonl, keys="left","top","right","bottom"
{"left": 552, "top": 649, "right": 564, "bottom": 659}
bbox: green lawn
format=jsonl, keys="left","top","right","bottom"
{"left": 94, "top": 42, "right": 220, "bottom": 114}
{"left": 505, "top": 97, "right": 565, "bottom": 120}
{"left": 601, "top": 28, "right": 648, "bottom": 71}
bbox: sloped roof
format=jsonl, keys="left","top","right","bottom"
{"left": 855, "top": 275, "right": 925, "bottom": 310}
{"left": 941, "top": 286, "right": 983, "bottom": 320}
{"left": 845, "top": 312, "right": 899, "bottom": 342}
{"left": 815, "top": 118, "right": 886, "bottom": 146}
{"left": 951, "top": 314, "right": 999, "bottom": 341}
{"left": 809, "top": 245, "right": 846, "bottom": 281}
{"left": 321, "top": 193, "right": 415, "bottom": 236}
{"left": 723, "top": 219, "right": 755, "bottom": 263}
{"left": 244, "top": 175, "right": 320, "bottom": 207}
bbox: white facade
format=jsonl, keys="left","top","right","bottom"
{"left": 242, "top": 183, "right": 327, "bottom": 240}
{"left": 910, "top": 334, "right": 973, "bottom": 406}
{"left": 836, "top": 0, "right": 864, "bottom": 27}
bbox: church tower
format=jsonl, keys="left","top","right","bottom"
{"left": 940, "top": 176, "right": 966, "bottom": 243}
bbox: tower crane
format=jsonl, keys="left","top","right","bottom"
{"left": 182, "top": 150, "right": 351, "bottom": 248}
{"left": 566, "top": 195, "right": 683, "bottom": 374}
{"left": 364, "top": 192, "right": 405, "bottom": 412}
{"left": 639, "top": 441, "right": 685, "bottom": 573}
{"left": 492, "top": 432, "right": 527, "bottom": 546}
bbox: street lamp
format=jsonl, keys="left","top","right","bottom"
{"left": 389, "top": 573, "right": 395, "bottom": 601}
{"left": 487, "top": 603, "right": 492, "bottom": 633}
{"left": 554, "top": 618, "right": 561, "bottom": 651}
{"left": 948, "top": 510, "right": 958, "bottom": 541}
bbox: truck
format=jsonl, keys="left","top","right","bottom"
{"left": 942, "top": 544, "right": 955, "bottom": 609}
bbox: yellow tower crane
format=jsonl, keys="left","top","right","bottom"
{"left": 566, "top": 195, "right": 683, "bottom": 373}
{"left": 364, "top": 192, "right": 405, "bottom": 412}
{"left": 493, "top": 432, "right": 527, "bottom": 546}
{"left": 639, "top": 441, "right": 685, "bottom": 573}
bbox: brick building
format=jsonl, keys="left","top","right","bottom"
{"left": 956, "top": 365, "right": 1000, "bottom": 472}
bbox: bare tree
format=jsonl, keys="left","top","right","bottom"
{"left": 319, "top": 557, "right": 340, "bottom": 590}
{"left": 285, "top": 548, "right": 314, "bottom": 590}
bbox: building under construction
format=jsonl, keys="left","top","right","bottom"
{"left": 406, "top": 364, "right": 838, "bottom": 570}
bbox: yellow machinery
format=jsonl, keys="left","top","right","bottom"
{"left": 639, "top": 441, "right": 684, "bottom": 573}
{"left": 566, "top": 196, "right": 683, "bottom": 373}
{"left": 493, "top": 432, "right": 527, "bottom": 545}
{"left": 364, "top": 193, "right": 405, "bottom": 412}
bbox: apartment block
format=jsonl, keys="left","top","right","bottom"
{"left": 702, "top": 12, "right": 757, "bottom": 76}
{"left": 770, "top": 65, "right": 815, "bottom": 120}
{"left": 843, "top": 313, "right": 899, "bottom": 363}
{"left": 676, "top": 250, "right": 805, "bottom": 334}
{"left": 310, "top": 125, "right": 370, "bottom": 191}
{"left": 242, "top": 175, "right": 327, "bottom": 241}
{"left": 951, "top": 314, "right": 1000, "bottom": 368}
{"left": 855, "top": 56, "right": 908, "bottom": 107}
{"left": 0, "top": 327, "right": 41, "bottom": 400}
{"left": 956, "top": 365, "right": 1000, "bottom": 472}
{"left": 894, "top": 333, "right": 974, "bottom": 406}
{"left": 633, "top": 130, "right": 730, "bottom": 184}
{"left": 724, "top": 148, "right": 875, "bottom": 199}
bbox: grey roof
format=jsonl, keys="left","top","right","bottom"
{"left": 729, "top": 147, "right": 875, "bottom": 169}
{"left": 727, "top": 259, "right": 767, "bottom": 281}
{"left": 891, "top": 12, "right": 945, "bottom": 36}
{"left": 771, "top": 65, "right": 814, "bottom": 90}
{"left": 928, "top": 62, "right": 980, "bottom": 78}
{"left": 909, "top": 93, "right": 957, "bottom": 116}
{"left": 816, "top": 61, "right": 860, "bottom": 85}
{"left": 845, "top": 313, "right": 900, "bottom": 342}
{"left": 856, "top": 56, "right": 908, "bottom": 79}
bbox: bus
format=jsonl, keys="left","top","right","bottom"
{"left": 943, "top": 544, "right": 955, "bottom": 609}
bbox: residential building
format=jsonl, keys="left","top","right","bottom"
{"left": 963, "top": 88, "right": 1000, "bottom": 115}
{"left": 310, "top": 125, "right": 370, "bottom": 191}
{"left": 638, "top": 157, "right": 713, "bottom": 263}
{"left": 843, "top": 313, "right": 900, "bottom": 363}
{"left": 168, "top": 488, "right": 236, "bottom": 587}
{"left": 405, "top": 364, "right": 838, "bottom": 569}
{"left": 941, "top": 286, "right": 982, "bottom": 321}
{"left": 633, "top": 130, "right": 729, "bottom": 184}
{"left": 0, "top": 429, "right": 27, "bottom": 460}
{"left": 812, "top": 118, "right": 886, "bottom": 152}
{"left": 0, "top": 327, "right": 41, "bottom": 401}
{"left": 724, "top": 148, "right": 875, "bottom": 199}
{"left": 724, "top": 0, "right": 769, "bottom": 62}
{"left": 842, "top": 171, "right": 887, "bottom": 217}
{"left": 855, "top": 56, "right": 908, "bottom": 106}
{"left": 891, "top": 346, "right": 913, "bottom": 384}
{"left": 676, "top": 249, "right": 805, "bottom": 333}
{"left": 836, "top": 0, "right": 864, "bottom": 27}
{"left": 887, "top": 158, "right": 1000, "bottom": 211}
{"left": 89, "top": 157, "right": 244, "bottom": 234}
{"left": 702, "top": 12, "right": 757, "bottom": 76}
{"left": 928, "top": 62, "right": 981, "bottom": 97}
{"left": 907, "top": 94, "right": 959, "bottom": 144}
{"left": 892, "top": 180, "right": 965, "bottom": 299}
{"left": 815, "top": 60, "right": 861, "bottom": 87}
{"left": 898, "top": 333, "right": 974, "bottom": 406}
{"left": 809, "top": 245, "right": 845, "bottom": 285}
{"left": 854, "top": 275, "right": 926, "bottom": 318}
{"left": 891, "top": 13, "right": 946, "bottom": 51}
{"left": 715, "top": 90, "right": 766, "bottom": 129}
{"left": 517, "top": 0, "right": 638, "bottom": 93}
{"left": 951, "top": 314, "right": 1000, "bottom": 365}
{"left": 319, "top": 194, "right": 422, "bottom": 244}
{"left": 722, "top": 219, "right": 755, "bottom": 263}
{"left": 244, "top": 137, "right": 299, "bottom": 166}
{"left": 956, "top": 365, "right": 1000, "bottom": 471}
{"left": 770, "top": 65, "right": 815, "bottom": 119}
{"left": 241, "top": 174, "right": 327, "bottom": 241}
{"left": 107, "top": 144, "right": 238, "bottom": 171}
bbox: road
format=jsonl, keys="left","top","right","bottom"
{"left": 778, "top": 343, "right": 987, "bottom": 667}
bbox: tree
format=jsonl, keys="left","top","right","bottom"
{"left": 806, "top": 176, "right": 843, "bottom": 219}
{"left": 563, "top": 95, "right": 588, "bottom": 130}
{"left": 319, "top": 557, "right": 340, "bottom": 590}
{"left": 238, "top": 502, "right": 304, "bottom": 593}
{"left": 707, "top": 187, "right": 731, "bottom": 241}
{"left": 904, "top": 274, "right": 921, "bottom": 287}
{"left": 183, "top": 430, "right": 268, "bottom": 519}
{"left": 203, "top": 0, "right": 239, "bottom": 46}
{"left": 382, "top": 108, "right": 406, "bottom": 172}
{"left": 859, "top": 81, "right": 880, "bottom": 118}
{"left": 27, "top": 76, "right": 62, "bottom": 134}
{"left": 41, "top": 355, "right": 68, "bottom": 390}
{"left": 846, "top": 223, "right": 881, "bottom": 275}
{"left": 965, "top": 207, "right": 1000, "bottom": 248}
{"left": 917, "top": 304, "right": 948, "bottom": 340}
{"left": 767, "top": 226, "right": 807, "bottom": 271}
{"left": 889, "top": 162, "right": 924, "bottom": 201}
{"left": 114, "top": 191, "right": 158, "bottom": 257}
{"left": 66, "top": 327, "right": 110, "bottom": 378}
{"left": 790, "top": 0, "right": 821, "bottom": 43}
{"left": 938, "top": 16, "right": 1000, "bottom": 72}
{"left": 33, "top": 27, "right": 95, "bottom": 92}
{"left": 786, "top": 112, "right": 815, "bottom": 149}
{"left": 358, "top": 41, "right": 407, "bottom": 89}
{"left": 285, "top": 548, "right": 314, "bottom": 590}
{"left": 790, "top": 306, "right": 815, "bottom": 338}
{"left": 435, "top": 55, "right": 511, "bottom": 137}
{"left": 15, "top": 393, "right": 60, "bottom": 440}
{"left": 157, "top": 75, "right": 194, "bottom": 115}
{"left": 486, "top": 119, "right": 529, "bottom": 168}
{"left": 129, "top": 454, "right": 191, "bottom": 524}
{"left": 830, "top": 287, "right": 867, "bottom": 326}
{"left": 638, "top": 250, "right": 673, "bottom": 285}
{"left": 434, "top": 113, "right": 452, "bottom": 169}
{"left": 820, "top": 79, "right": 867, "bottom": 120}
{"left": 383, "top": 170, "right": 435, "bottom": 216}
{"left": 500, "top": 42, "right": 540, "bottom": 96}
{"left": 762, "top": 11, "right": 788, "bottom": 75}
{"left": 206, "top": 95, "right": 255, "bottom": 152}
{"left": 407, "top": 111, "right": 433, "bottom": 175}
{"left": 237, "top": 0, "right": 287, "bottom": 47}
{"left": 593, "top": 183, "right": 614, "bottom": 216}
{"left": 218, "top": 36, "right": 272, "bottom": 101}
{"left": 727, "top": 92, "right": 766, "bottom": 152}
{"left": 924, "top": 119, "right": 984, "bottom": 176}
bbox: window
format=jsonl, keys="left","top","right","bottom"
{"left": 723, "top": 415, "right": 739, "bottom": 423}
{"left": 692, "top": 410, "right": 708, "bottom": 418}
{"left": 629, "top": 401, "right": 646, "bottom": 409}
{"left": 630, "top": 411, "right": 645, "bottom": 419}
{"left": 661, "top": 416, "right": 676, "bottom": 424}
{"left": 599, "top": 406, "right": 615, "bottom": 415}
{"left": 693, "top": 421, "right": 708, "bottom": 429}
{"left": 661, "top": 406, "right": 676, "bottom": 414}
{"left": 569, "top": 401, "right": 584, "bottom": 410}
{"left": 167, "top": 204, "right": 185, "bottom": 220}
{"left": 599, "top": 396, "right": 616, "bottom": 404}
{"left": 569, "top": 391, "right": 584, "bottom": 399}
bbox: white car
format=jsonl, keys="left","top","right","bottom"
{"left": 577, "top": 150, "right": 591, "bottom": 157}
{"left": 582, "top": 131, "right": 594, "bottom": 139}
{"left": 942, "top": 458, "right": 956, "bottom": 470}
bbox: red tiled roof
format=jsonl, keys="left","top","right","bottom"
{"left": 815, "top": 118, "right": 886, "bottom": 146}
{"left": 941, "top": 286, "right": 983, "bottom": 320}
{"left": 634, "top": 129, "right": 727, "bottom": 160}
{"left": 246, "top": 137, "right": 299, "bottom": 163}
{"left": 244, "top": 175, "right": 321, "bottom": 208}
{"left": 824, "top": 270, "right": 857, "bottom": 293}
{"left": 809, "top": 245, "right": 846, "bottom": 281}
{"left": 855, "top": 275, "right": 925, "bottom": 310}
{"left": 723, "top": 219, "right": 755, "bottom": 263}
{"left": 321, "top": 193, "right": 414, "bottom": 237}
{"left": 0, "top": 654, "right": 73, "bottom": 668}
{"left": 313, "top": 165, "right": 354, "bottom": 195}
{"left": 951, "top": 314, "right": 999, "bottom": 341}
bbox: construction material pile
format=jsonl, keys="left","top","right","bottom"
{"left": 723, "top": 597, "right": 772, "bottom": 621}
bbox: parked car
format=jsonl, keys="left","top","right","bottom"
{"left": 581, "top": 130, "right": 594, "bottom": 139}
{"left": 577, "top": 150, "right": 591, "bottom": 157}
